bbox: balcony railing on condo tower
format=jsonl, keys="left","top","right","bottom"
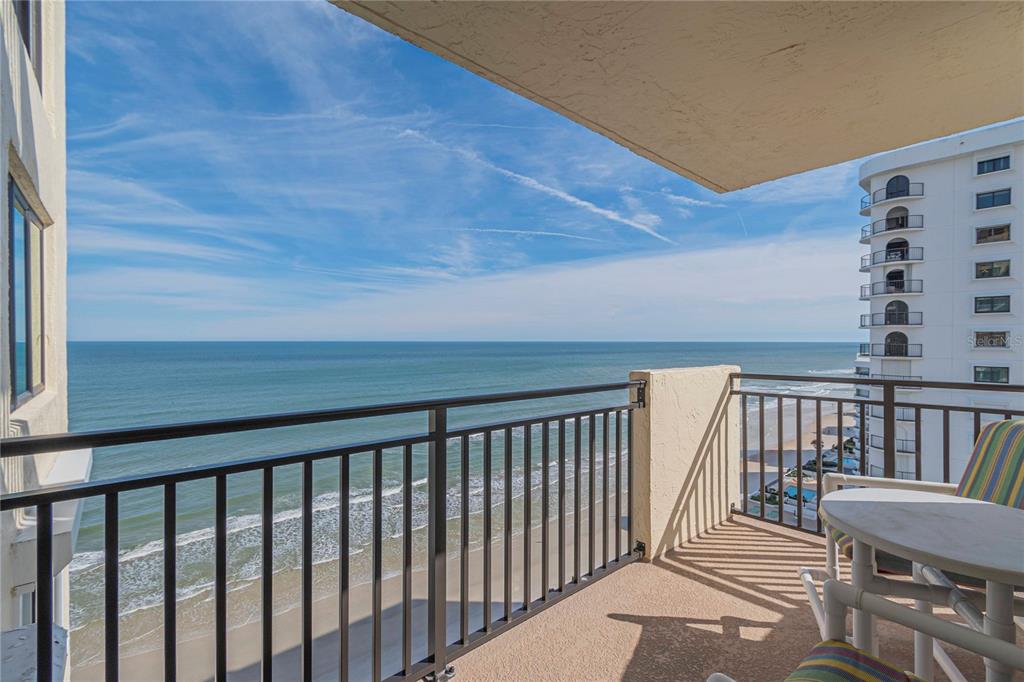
{"left": 859, "top": 312, "right": 923, "bottom": 327}
{"left": 860, "top": 183, "right": 924, "bottom": 209}
{"left": 860, "top": 214, "right": 924, "bottom": 239}
{"left": 860, "top": 247, "right": 924, "bottom": 269}
{"left": 869, "top": 434, "right": 916, "bottom": 453}
{"left": 858, "top": 343, "right": 923, "bottom": 358}
{"left": 860, "top": 279, "right": 924, "bottom": 299}
{"left": 1, "top": 383, "right": 641, "bottom": 682}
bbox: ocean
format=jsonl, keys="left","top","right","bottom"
{"left": 66, "top": 341, "right": 856, "bottom": 664}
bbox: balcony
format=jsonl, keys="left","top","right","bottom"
{"left": 870, "top": 373, "right": 923, "bottom": 390}
{"left": 859, "top": 311, "right": 923, "bottom": 327}
{"left": 859, "top": 279, "right": 923, "bottom": 299}
{"left": 869, "top": 405, "right": 917, "bottom": 421}
{"left": 859, "top": 342, "right": 923, "bottom": 358}
{"left": 2, "top": 370, "right": 1018, "bottom": 682}
{"left": 859, "top": 246, "right": 923, "bottom": 271}
{"left": 859, "top": 214, "right": 924, "bottom": 242}
{"left": 859, "top": 183, "right": 924, "bottom": 213}
{"left": 869, "top": 434, "right": 917, "bottom": 453}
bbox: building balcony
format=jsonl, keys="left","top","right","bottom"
{"left": 859, "top": 247, "right": 923, "bottom": 271}
{"left": 859, "top": 183, "right": 924, "bottom": 215}
{"left": 859, "top": 342, "right": 922, "bottom": 358}
{"left": 859, "top": 312, "right": 923, "bottom": 328}
{"left": 859, "top": 279, "right": 923, "bottom": 299}
{"left": 869, "top": 434, "right": 917, "bottom": 453}
{"left": 870, "top": 373, "right": 923, "bottom": 390}
{"left": 859, "top": 214, "right": 924, "bottom": 243}
{"left": 869, "top": 405, "right": 917, "bottom": 422}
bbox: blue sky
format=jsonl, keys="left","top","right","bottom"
{"left": 67, "top": 1, "right": 870, "bottom": 341}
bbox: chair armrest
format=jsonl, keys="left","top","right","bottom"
{"left": 822, "top": 472, "right": 958, "bottom": 496}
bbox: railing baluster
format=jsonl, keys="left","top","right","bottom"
{"left": 974, "top": 411, "right": 982, "bottom": 442}
{"left": 574, "top": 417, "right": 582, "bottom": 583}
{"left": 504, "top": 426, "right": 513, "bottom": 622}
{"left": 858, "top": 402, "right": 866, "bottom": 475}
{"left": 588, "top": 415, "right": 596, "bottom": 576}
{"left": 795, "top": 400, "right": 803, "bottom": 530}
{"left": 541, "top": 421, "right": 550, "bottom": 601}
{"left": 460, "top": 435, "right": 470, "bottom": 642}
{"left": 942, "top": 411, "right": 951, "bottom": 484}
{"left": 483, "top": 432, "right": 492, "bottom": 632}
{"left": 402, "top": 445, "right": 412, "bottom": 674}
{"left": 340, "top": 455, "right": 350, "bottom": 682}
{"left": 523, "top": 425, "right": 532, "bottom": 611}
{"left": 261, "top": 469, "right": 273, "bottom": 682}
{"left": 216, "top": 476, "right": 228, "bottom": 681}
{"left": 602, "top": 411, "right": 610, "bottom": 568}
{"left": 557, "top": 419, "right": 566, "bottom": 591}
{"left": 105, "top": 492, "right": 119, "bottom": 682}
{"left": 372, "top": 450, "right": 383, "bottom": 682}
{"left": 615, "top": 410, "right": 622, "bottom": 560}
{"left": 741, "top": 396, "right": 748, "bottom": 514}
{"left": 815, "top": 401, "right": 822, "bottom": 533}
{"left": 626, "top": 410, "right": 633, "bottom": 555}
{"left": 776, "top": 397, "right": 784, "bottom": 522}
{"left": 758, "top": 396, "right": 765, "bottom": 520}
{"left": 164, "top": 483, "right": 177, "bottom": 682}
{"left": 301, "top": 463, "right": 313, "bottom": 682}
{"left": 883, "top": 382, "right": 896, "bottom": 478}
{"left": 428, "top": 408, "right": 448, "bottom": 675}
{"left": 37, "top": 503, "right": 53, "bottom": 682}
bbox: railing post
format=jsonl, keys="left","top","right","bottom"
{"left": 427, "top": 407, "right": 448, "bottom": 677}
{"left": 883, "top": 382, "right": 896, "bottom": 478}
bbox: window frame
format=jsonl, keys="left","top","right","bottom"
{"left": 974, "top": 295, "right": 1011, "bottom": 314}
{"left": 974, "top": 259, "right": 1012, "bottom": 280}
{"left": 8, "top": 178, "right": 45, "bottom": 408}
{"left": 973, "top": 365, "right": 1010, "bottom": 384}
{"left": 975, "top": 224, "right": 1011, "bottom": 245}
{"left": 975, "top": 188, "right": 1012, "bottom": 211}
{"left": 13, "top": 1, "right": 43, "bottom": 86}
{"left": 973, "top": 331, "right": 1009, "bottom": 349}
{"left": 977, "top": 155, "right": 1010, "bottom": 175}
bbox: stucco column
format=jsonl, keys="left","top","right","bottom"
{"left": 629, "top": 365, "right": 740, "bottom": 559}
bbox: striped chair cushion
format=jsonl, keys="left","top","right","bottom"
{"left": 785, "top": 640, "right": 924, "bottom": 682}
{"left": 955, "top": 420, "right": 1024, "bottom": 508}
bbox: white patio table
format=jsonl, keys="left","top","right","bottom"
{"left": 819, "top": 487, "right": 1024, "bottom": 682}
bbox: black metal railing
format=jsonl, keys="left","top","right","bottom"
{"left": 860, "top": 247, "right": 924, "bottom": 269}
{"left": 860, "top": 214, "right": 924, "bottom": 239}
{"left": 860, "top": 279, "right": 924, "bottom": 298}
{"left": 729, "top": 373, "right": 1024, "bottom": 535}
{"left": 859, "top": 312, "right": 923, "bottom": 327}
{"left": 1, "top": 382, "right": 642, "bottom": 682}
{"left": 858, "top": 342, "right": 923, "bottom": 358}
{"left": 860, "top": 183, "right": 924, "bottom": 209}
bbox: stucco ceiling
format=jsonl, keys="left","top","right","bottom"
{"left": 331, "top": 1, "right": 1024, "bottom": 193}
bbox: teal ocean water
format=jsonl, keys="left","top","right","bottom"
{"left": 66, "top": 341, "right": 856, "bottom": 660}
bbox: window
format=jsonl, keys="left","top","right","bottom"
{"left": 975, "top": 295, "right": 1011, "bottom": 314}
{"left": 8, "top": 180, "right": 45, "bottom": 405}
{"left": 18, "top": 590, "right": 35, "bottom": 626}
{"left": 975, "top": 331, "right": 1008, "bottom": 348}
{"left": 978, "top": 156, "right": 1010, "bottom": 175}
{"left": 976, "top": 259, "right": 1011, "bottom": 279}
{"left": 13, "top": 1, "right": 42, "bottom": 84}
{"left": 976, "top": 188, "right": 1011, "bottom": 210}
{"left": 976, "top": 224, "right": 1011, "bottom": 244}
{"left": 974, "top": 366, "right": 1010, "bottom": 384}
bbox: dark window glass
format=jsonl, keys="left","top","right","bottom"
{"left": 8, "top": 180, "right": 44, "bottom": 403}
{"left": 975, "top": 295, "right": 1011, "bottom": 313}
{"left": 12, "top": 202, "right": 28, "bottom": 397}
{"left": 974, "top": 366, "right": 1009, "bottom": 383}
{"left": 975, "top": 331, "right": 1008, "bottom": 348}
{"left": 14, "top": 1, "right": 31, "bottom": 50}
{"left": 976, "top": 225, "right": 1011, "bottom": 244}
{"left": 13, "top": 1, "right": 41, "bottom": 83}
{"left": 976, "top": 259, "right": 1011, "bottom": 279}
{"left": 976, "top": 189, "right": 1011, "bottom": 210}
{"left": 978, "top": 156, "right": 1010, "bottom": 175}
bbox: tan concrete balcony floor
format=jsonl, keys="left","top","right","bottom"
{"left": 454, "top": 516, "right": 989, "bottom": 681}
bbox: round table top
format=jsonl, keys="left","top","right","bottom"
{"left": 819, "top": 488, "right": 1024, "bottom": 585}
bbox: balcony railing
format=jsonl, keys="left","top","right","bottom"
{"left": 860, "top": 214, "right": 924, "bottom": 239}
{"left": 731, "top": 373, "right": 1024, "bottom": 534}
{"left": 860, "top": 247, "right": 924, "bottom": 269}
{"left": 859, "top": 312, "right": 923, "bottom": 327}
{"left": 860, "top": 279, "right": 923, "bottom": 299}
{"left": 860, "top": 183, "right": 924, "bottom": 209}
{"left": 858, "top": 342, "right": 923, "bottom": 357}
{"left": 870, "top": 373, "right": 923, "bottom": 390}
{"left": 1, "top": 383, "right": 642, "bottom": 682}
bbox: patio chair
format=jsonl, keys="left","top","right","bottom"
{"left": 706, "top": 579, "right": 1024, "bottom": 682}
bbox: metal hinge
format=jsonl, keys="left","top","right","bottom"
{"left": 633, "top": 540, "right": 646, "bottom": 558}
{"left": 426, "top": 664, "right": 456, "bottom": 681}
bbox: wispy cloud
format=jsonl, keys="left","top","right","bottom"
{"left": 460, "top": 228, "right": 603, "bottom": 243}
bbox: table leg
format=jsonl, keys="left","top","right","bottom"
{"left": 912, "top": 562, "right": 933, "bottom": 681}
{"left": 851, "top": 539, "right": 876, "bottom": 654}
{"left": 984, "top": 581, "right": 1013, "bottom": 682}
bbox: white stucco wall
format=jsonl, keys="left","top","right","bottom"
{"left": 629, "top": 366, "right": 740, "bottom": 558}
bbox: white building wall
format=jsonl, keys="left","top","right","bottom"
{"left": 858, "top": 122, "right": 1024, "bottom": 482}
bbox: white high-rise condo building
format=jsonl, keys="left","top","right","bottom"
{"left": 855, "top": 121, "right": 1024, "bottom": 483}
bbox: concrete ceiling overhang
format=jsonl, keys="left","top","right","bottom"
{"left": 332, "top": 1, "right": 1024, "bottom": 193}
